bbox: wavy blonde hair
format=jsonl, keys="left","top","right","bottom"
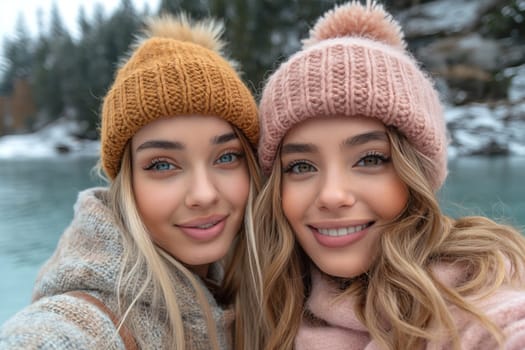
{"left": 255, "top": 127, "right": 525, "bottom": 350}
{"left": 98, "top": 126, "right": 262, "bottom": 350}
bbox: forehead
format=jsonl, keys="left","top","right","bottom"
{"left": 132, "top": 115, "right": 234, "bottom": 144}
{"left": 283, "top": 116, "right": 386, "bottom": 143}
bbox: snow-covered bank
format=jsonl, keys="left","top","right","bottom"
{"left": 0, "top": 118, "right": 99, "bottom": 159}
{"left": 446, "top": 102, "right": 525, "bottom": 158}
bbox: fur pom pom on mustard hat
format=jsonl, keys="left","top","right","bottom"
{"left": 258, "top": 1, "right": 448, "bottom": 190}
{"left": 100, "top": 14, "right": 258, "bottom": 180}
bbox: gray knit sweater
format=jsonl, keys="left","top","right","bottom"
{"left": 0, "top": 187, "right": 230, "bottom": 349}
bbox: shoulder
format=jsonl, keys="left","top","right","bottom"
{"left": 72, "top": 186, "right": 112, "bottom": 219}
{"left": 455, "top": 287, "right": 525, "bottom": 350}
{"left": 0, "top": 293, "right": 125, "bottom": 350}
{"left": 480, "top": 287, "right": 525, "bottom": 348}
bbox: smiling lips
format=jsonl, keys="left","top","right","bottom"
{"left": 311, "top": 222, "right": 373, "bottom": 248}
{"left": 177, "top": 215, "right": 228, "bottom": 241}
{"left": 317, "top": 223, "right": 372, "bottom": 237}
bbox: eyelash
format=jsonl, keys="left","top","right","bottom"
{"left": 283, "top": 160, "right": 316, "bottom": 174}
{"left": 283, "top": 151, "right": 389, "bottom": 173}
{"left": 142, "top": 150, "right": 244, "bottom": 172}
{"left": 356, "top": 151, "right": 390, "bottom": 166}
{"left": 144, "top": 158, "right": 176, "bottom": 171}
{"left": 216, "top": 150, "right": 244, "bottom": 164}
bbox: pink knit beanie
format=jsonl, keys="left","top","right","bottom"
{"left": 258, "top": 1, "right": 448, "bottom": 190}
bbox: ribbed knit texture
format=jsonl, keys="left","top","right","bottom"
{"left": 0, "top": 188, "right": 230, "bottom": 349}
{"left": 258, "top": 1, "right": 448, "bottom": 190}
{"left": 101, "top": 36, "right": 258, "bottom": 180}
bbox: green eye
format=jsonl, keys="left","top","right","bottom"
{"left": 284, "top": 161, "right": 316, "bottom": 174}
{"left": 356, "top": 153, "right": 389, "bottom": 167}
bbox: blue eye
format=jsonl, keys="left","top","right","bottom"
{"left": 284, "top": 161, "right": 316, "bottom": 174}
{"left": 216, "top": 152, "right": 242, "bottom": 164}
{"left": 145, "top": 160, "right": 176, "bottom": 172}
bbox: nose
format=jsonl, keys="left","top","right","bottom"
{"left": 184, "top": 165, "right": 219, "bottom": 208}
{"left": 316, "top": 165, "right": 356, "bottom": 211}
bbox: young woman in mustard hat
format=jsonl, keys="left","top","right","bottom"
{"left": 0, "top": 14, "right": 261, "bottom": 350}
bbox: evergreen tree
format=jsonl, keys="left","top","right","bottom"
{"left": 40, "top": 3, "right": 71, "bottom": 121}
{"left": 31, "top": 35, "right": 51, "bottom": 124}
{"left": 77, "top": 6, "right": 92, "bottom": 37}
{"left": 158, "top": 0, "right": 183, "bottom": 15}
{"left": 158, "top": 0, "right": 211, "bottom": 18}
{"left": 87, "top": 4, "right": 113, "bottom": 99}
{"left": 0, "top": 14, "right": 33, "bottom": 93}
{"left": 105, "top": 0, "right": 141, "bottom": 62}
{"left": 67, "top": 6, "right": 99, "bottom": 138}
{"left": 72, "top": 0, "right": 143, "bottom": 137}
{"left": 216, "top": 0, "right": 337, "bottom": 92}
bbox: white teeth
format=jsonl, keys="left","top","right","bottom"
{"left": 196, "top": 222, "right": 216, "bottom": 229}
{"left": 317, "top": 224, "right": 369, "bottom": 237}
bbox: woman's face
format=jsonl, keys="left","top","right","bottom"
{"left": 280, "top": 117, "right": 408, "bottom": 278}
{"left": 131, "top": 115, "right": 250, "bottom": 277}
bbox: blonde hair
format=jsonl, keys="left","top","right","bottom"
{"left": 219, "top": 127, "right": 264, "bottom": 350}
{"left": 98, "top": 126, "right": 262, "bottom": 349}
{"left": 255, "top": 127, "right": 525, "bottom": 350}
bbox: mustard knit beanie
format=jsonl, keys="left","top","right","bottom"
{"left": 258, "top": 1, "right": 448, "bottom": 190}
{"left": 100, "top": 14, "right": 258, "bottom": 180}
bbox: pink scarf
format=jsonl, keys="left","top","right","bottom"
{"left": 296, "top": 264, "right": 525, "bottom": 349}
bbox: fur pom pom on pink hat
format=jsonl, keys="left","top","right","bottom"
{"left": 258, "top": 0, "right": 448, "bottom": 190}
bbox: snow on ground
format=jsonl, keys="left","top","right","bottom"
{"left": 445, "top": 101, "right": 525, "bottom": 157}
{"left": 0, "top": 118, "right": 99, "bottom": 159}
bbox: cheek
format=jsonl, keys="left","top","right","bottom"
{"left": 224, "top": 169, "right": 250, "bottom": 208}
{"left": 379, "top": 177, "right": 409, "bottom": 219}
{"left": 133, "top": 177, "right": 149, "bottom": 213}
{"left": 282, "top": 181, "right": 308, "bottom": 225}
{"left": 131, "top": 166, "right": 182, "bottom": 222}
{"left": 133, "top": 178, "right": 171, "bottom": 220}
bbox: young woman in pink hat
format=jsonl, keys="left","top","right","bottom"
{"left": 255, "top": 1, "right": 525, "bottom": 349}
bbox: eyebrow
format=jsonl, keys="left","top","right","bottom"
{"left": 212, "top": 132, "right": 238, "bottom": 145}
{"left": 281, "top": 131, "right": 388, "bottom": 155}
{"left": 135, "top": 132, "right": 238, "bottom": 152}
{"left": 136, "top": 140, "right": 184, "bottom": 152}
{"left": 281, "top": 143, "right": 319, "bottom": 155}
{"left": 343, "top": 131, "right": 388, "bottom": 147}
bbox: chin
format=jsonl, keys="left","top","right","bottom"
{"left": 189, "top": 246, "right": 231, "bottom": 266}
{"left": 316, "top": 262, "right": 368, "bottom": 279}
